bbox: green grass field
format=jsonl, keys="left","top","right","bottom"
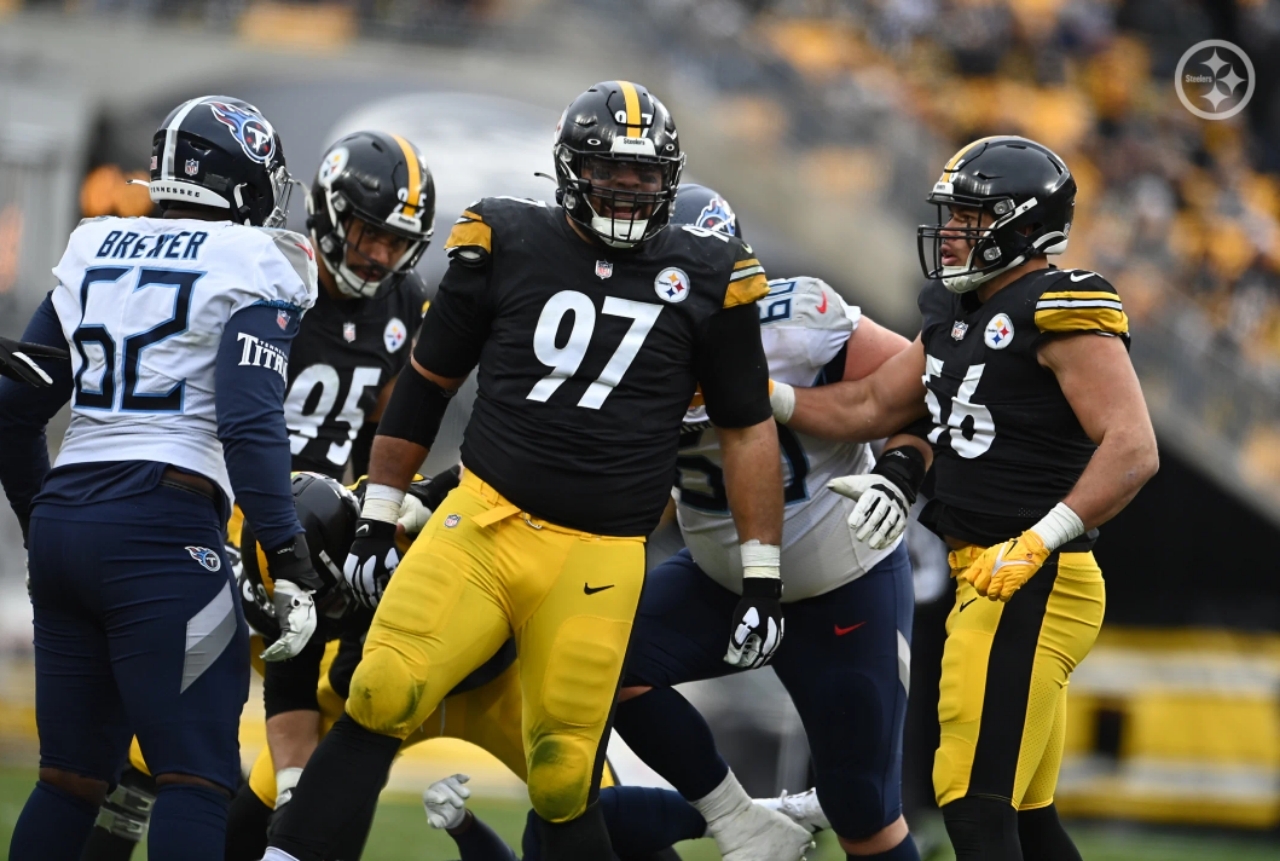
{"left": 0, "top": 767, "right": 1277, "bottom": 860}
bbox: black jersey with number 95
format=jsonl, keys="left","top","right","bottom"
{"left": 412, "top": 197, "right": 773, "bottom": 537}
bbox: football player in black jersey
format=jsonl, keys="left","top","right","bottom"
{"left": 285, "top": 130, "right": 433, "bottom": 479}
{"left": 769, "top": 136, "right": 1159, "bottom": 861}
{"left": 264, "top": 81, "right": 791, "bottom": 861}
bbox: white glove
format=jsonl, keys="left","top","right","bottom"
{"left": 769, "top": 380, "right": 796, "bottom": 423}
{"left": 827, "top": 474, "right": 909, "bottom": 550}
{"left": 274, "top": 766, "right": 303, "bottom": 811}
{"left": 423, "top": 773, "right": 471, "bottom": 830}
{"left": 397, "top": 494, "right": 433, "bottom": 536}
{"left": 260, "top": 580, "right": 318, "bottom": 662}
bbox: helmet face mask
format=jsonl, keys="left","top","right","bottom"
{"left": 917, "top": 136, "right": 1075, "bottom": 294}
{"left": 554, "top": 81, "right": 685, "bottom": 249}
{"left": 308, "top": 131, "right": 435, "bottom": 299}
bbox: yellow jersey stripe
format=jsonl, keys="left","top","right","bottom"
{"left": 1034, "top": 306, "right": 1129, "bottom": 336}
{"left": 390, "top": 134, "right": 421, "bottom": 219}
{"left": 444, "top": 219, "right": 492, "bottom": 252}
{"left": 723, "top": 273, "right": 769, "bottom": 309}
{"left": 461, "top": 209, "right": 484, "bottom": 223}
{"left": 618, "top": 80, "right": 642, "bottom": 138}
{"left": 1038, "top": 290, "right": 1120, "bottom": 303}
{"left": 733, "top": 257, "right": 762, "bottom": 270}
{"left": 729, "top": 265, "right": 765, "bottom": 281}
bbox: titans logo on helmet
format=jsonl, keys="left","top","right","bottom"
{"left": 696, "top": 195, "right": 737, "bottom": 236}
{"left": 208, "top": 101, "right": 276, "bottom": 165}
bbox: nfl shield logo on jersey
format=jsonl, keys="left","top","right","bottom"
{"left": 384, "top": 318, "right": 407, "bottom": 353}
{"left": 655, "top": 267, "right": 690, "bottom": 303}
{"left": 595, "top": 260, "right": 613, "bottom": 280}
{"left": 951, "top": 321, "right": 969, "bottom": 341}
{"left": 277, "top": 309, "right": 290, "bottom": 330}
{"left": 343, "top": 322, "right": 357, "bottom": 343}
{"left": 185, "top": 546, "right": 222, "bottom": 572}
{"left": 984, "top": 313, "right": 1014, "bottom": 349}
{"left": 184, "top": 159, "right": 200, "bottom": 176}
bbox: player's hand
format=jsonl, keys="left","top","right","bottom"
{"left": 260, "top": 535, "right": 322, "bottom": 662}
{"left": 0, "top": 335, "right": 67, "bottom": 387}
{"left": 958, "top": 530, "right": 1050, "bottom": 602}
{"left": 827, "top": 474, "right": 909, "bottom": 550}
{"left": 423, "top": 773, "right": 471, "bottom": 830}
{"left": 396, "top": 493, "right": 433, "bottom": 537}
{"left": 344, "top": 518, "right": 400, "bottom": 609}
{"left": 725, "top": 577, "right": 785, "bottom": 669}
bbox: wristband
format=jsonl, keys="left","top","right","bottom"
{"left": 1029, "top": 502, "right": 1084, "bottom": 552}
{"left": 768, "top": 380, "right": 795, "bottom": 423}
{"left": 870, "top": 445, "right": 927, "bottom": 506}
{"left": 265, "top": 533, "right": 312, "bottom": 585}
{"left": 362, "top": 483, "right": 406, "bottom": 524}
{"left": 740, "top": 539, "right": 781, "bottom": 581}
{"left": 275, "top": 766, "right": 303, "bottom": 807}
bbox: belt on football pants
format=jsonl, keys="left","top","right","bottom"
{"left": 460, "top": 467, "right": 604, "bottom": 537}
{"left": 159, "top": 466, "right": 218, "bottom": 501}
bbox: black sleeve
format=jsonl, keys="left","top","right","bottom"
{"left": 262, "top": 632, "right": 325, "bottom": 717}
{"left": 411, "top": 254, "right": 492, "bottom": 380}
{"left": 695, "top": 303, "right": 772, "bottom": 429}
{"left": 351, "top": 421, "right": 376, "bottom": 478}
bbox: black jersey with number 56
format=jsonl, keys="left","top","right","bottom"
{"left": 916, "top": 266, "right": 1129, "bottom": 545}
{"left": 284, "top": 272, "right": 427, "bottom": 479}
{"left": 414, "top": 196, "right": 772, "bottom": 537}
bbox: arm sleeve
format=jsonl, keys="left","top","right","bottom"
{"left": 0, "top": 294, "right": 72, "bottom": 538}
{"left": 351, "top": 421, "right": 376, "bottom": 479}
{"left": 411, "top": 254, "right": 492, "bottom": 379}
{"left": 695, "top": 303, "right": 773, "bottom": 428}
{"left": 216, "top": 304, "right": 303, "bottom": 552}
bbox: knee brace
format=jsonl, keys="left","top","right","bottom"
{"left": 94, "top": 768, "right": 157, "bottom": 843}
{"left": 346, "top": 648, "right": 429, "bottom": 738}
{"left": 527, "top": 732, "right": 595, "bottom": 823}
{"left": 942, "top": 796, "right": 1021, "bottom": 861}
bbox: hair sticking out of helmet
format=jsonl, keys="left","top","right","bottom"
{"left": 917, "top": 135, "right": 1076, "bottom": 294}
{"left": 307, "top": 131, "right": 436, "bottom": 299}
{"left": 146, "top": 95, "right": 296, "bottom": 228}
{"left": 671, "top": 183, "right": 743, "bottom": 241}
{"left": 554, "top": 81, "right": 685, "bottom": 249}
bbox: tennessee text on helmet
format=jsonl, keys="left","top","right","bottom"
{"left": 307, "top": 130, "right": 437, "bottom": 299}
{"left": 239, "top": 472, "right": 360, "bottom": 638}
{"left": 554, "top": 80, "right": 685, "bottom": 249}
{"left": 145, "top": 96, "right": 296, "bottom": 228}
{"left": 671, "top": 183, "right": 743, "bottom": 241}
{"left": 917, "top": 135, "right": 1076, "bottom": 294}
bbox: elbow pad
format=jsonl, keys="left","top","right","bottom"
{"left": 375, "top": 368, "right": 455, "bottom": 451}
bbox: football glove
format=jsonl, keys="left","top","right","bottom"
{"left": 423, "top": 773, "right": 471, "bottom": 831}
{"left": 828, "top": 445, "right": 925, "bottom": 551}
{"left": 724, "top": 577, "right": 785, "bottom": 669}
{"left": 959, "top": 530, "right": 1051, "bottom": 602}
{"left": 0, "top": 335, "right": 67, "bottom": 387}
{"left": 260, "top": 535, "right": 323, "bottom": 662}
{"left": 344, "top": 518, "right": 400, "bottom": 609}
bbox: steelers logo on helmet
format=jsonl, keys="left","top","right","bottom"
{"left": 985, "top": 313, "right": 1015, "bottom": 349}
{"left": 655, "top": 267, "right": 691, "bottom": 303}
{"left": 208, "top": 100, "right": 276, "bottom": 164}
{"left": 318, "top": 146, "right": 350, "bottom": 188}
{"left": 384, "top": 317, "right": 407, "bottom": 353}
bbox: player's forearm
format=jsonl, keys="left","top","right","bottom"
{"left": 366, "top": 434, "right": 429, "bottom": 491}
{"left": 788, "top": 381, "right": 926, "bottom": 443}
{"left": 1062, "top": 423, "right": 1159, "bottom": 531}
{"left": 719, "top": 418, "right": 784, "bottom": 546}
{"left": 266, "top": 709, "right": 323, "bottom": 772}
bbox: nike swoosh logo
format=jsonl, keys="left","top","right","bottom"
{"left": 356, "top": 524, "right": 370, "bottom": 537}
{"left": 959, "top": 598, "right": 977, "bottom": 612}
{"left": 816, "top": 293, "right": 829, "bottom": 314}
{"left": 584, "top": 583, "right": 615, "bottom": 595}
{"left": 1068, "top": 271, "right": 1096, "bottom": 282}
{"left": 834, "top": 622, "right": 866, "bottom": 636}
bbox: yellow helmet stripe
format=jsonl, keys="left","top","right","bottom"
{"left": 618, "top": 80, "right": 642, "bottom": 138}
{"left": 943, "top": 135, "right": 1000, "bottom": 175}
{"left": 390, "top": 133, "right": 421, "bottom": 218}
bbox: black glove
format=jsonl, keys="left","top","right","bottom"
{"left": 0, "top": 335, "right": 67, "bottom": 387}
{"left": 260, "top": 534, "right": 323, "bottom": 662}
{"left": 343, "top": 518, "right": 400, "bottom": 609}
{"left": 723, "top": 577, "right": 785, "bottom": 669}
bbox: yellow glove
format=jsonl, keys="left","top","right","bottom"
{"left": 959, "top": 530, "right": 1051, "bottom": 602}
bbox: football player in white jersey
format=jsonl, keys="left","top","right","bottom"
{"left": 0, "top": 96, "right": 324, "bottom": 861}
{"left": 613, "top": 185, "right": 925, "bottom": 861}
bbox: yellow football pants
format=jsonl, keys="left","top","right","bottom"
{"left": 933, "top": 545, "right": 1105, "bottom": 810}
{"left": 347, "top": 470, "right": 645, "bottom": 822}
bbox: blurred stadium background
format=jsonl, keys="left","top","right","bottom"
{"left": 2, "top": 0, "right": 1280, "bottom": 858}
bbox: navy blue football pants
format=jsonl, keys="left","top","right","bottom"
{"left": 623, "top": 544, "right": 914, "bottom": 841}
{"left": 26, "top": 484, "right": 249, "bottom": 792}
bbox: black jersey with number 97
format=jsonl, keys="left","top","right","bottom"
{"left": 284, "top": 273, "right": 427, "bottom": 479}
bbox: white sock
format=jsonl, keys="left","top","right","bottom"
{"left": 261, "top": 850, "right": 303, "bottom": 861}
{"left": 690, "top": 770, "right": 752, "bottom": 826}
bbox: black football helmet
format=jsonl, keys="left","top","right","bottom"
{"left": 917, "top": 135, "right": 1075, "bottom": 293}
{"left": 553, "top": 81, "right": 685, "bottom": 248}
{"left": 147, "top": 95, "right": 294, "bottom": 228}
{"left": 671, "top": 183, "right": 743, "bottom": 241}
{"left": 238, "top": 472, "right": 360, "bottom": 638}
{"left": 306, "top": 131, "right": 436, "bottom": 299}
